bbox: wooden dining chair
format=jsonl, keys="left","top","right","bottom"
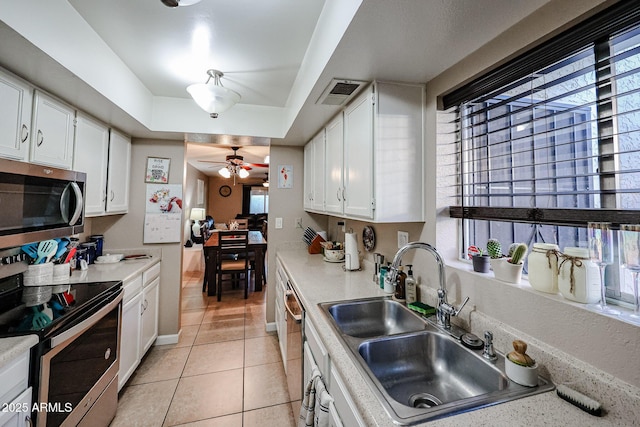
{"left": 216, "top": 230, "right": 250, "bottom": 301}
{"left": 234, "top": 218, "right": 249, "bottom": 230}
{"left": 201, "top": 222, "right": 211, "bottom": 293}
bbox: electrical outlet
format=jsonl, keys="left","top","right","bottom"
{"left": 338, "top": 221, "right": 345, "bottom": 232}
{"left": 275, "top": 217, "right": 283, "bottom": 229}
{"left": 295, "top": 218, "right": 303, "bottom": 229}
{"left": 398, "top": 231, "right": 409, "bottom": 248}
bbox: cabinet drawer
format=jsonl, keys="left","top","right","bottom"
{"left": 0, "top": 350, "right": 29, "bottom": 407}
{"left": 143, "top": 262, "right": 161, "bottom": 286}
{"left": 304, "top": 318, "right": 329, "bottom": 378}
{"left": 122, "top": 274, "right": 143, "bottom": 304}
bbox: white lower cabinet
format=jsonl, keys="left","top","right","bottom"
{"left": 304, "top": 316, "right": 365, "bottom": 427}
{"left": 118, "top": 262, "right": 161, "bottom": 391}
{"left": 0, "top": 347, "right": 33, "bottom": 427}
{"left": 118, "top": 291, "right": 142, "bottom": 391}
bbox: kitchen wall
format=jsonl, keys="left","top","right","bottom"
{"left": 183, "top": 163, "right": 208, "bottom": 243}
{"left": 206, "top": 175, "right": 264, "bottom": 225}
{"left": 414, "top": 0, "right": 640, "bottom": 389}
{"left": 92, "top": 139, "right": 184, "bottom": 337}
{"left": 265, "top": 145, "right": 328, "bottom": 323}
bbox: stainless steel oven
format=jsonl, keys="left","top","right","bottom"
{"left": 36, "top": 290, "right": 121, "bottom": 427}
{"left": 0, "top": 158, "right": 85, "bottom": 248}
{"left": 0, "top": 274, "right": 122, "bottom": 427}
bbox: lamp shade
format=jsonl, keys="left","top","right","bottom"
{"left": 218, "top": 167, "right": 231, "bottom": 178}
{"left": 187, "top": 70, "right": 241, "bottom": 118}
{"left": 190, "top": 208, "right": 206, "bottom": 221}
{"left": 237, "top": 168, "right": 249, "bottom": 179}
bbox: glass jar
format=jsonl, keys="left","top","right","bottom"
{"left": 527, "top": 243, "right": 560, "bottom": 293}
{"left": 558, "top": 247, "right": 601, "bottom": 304}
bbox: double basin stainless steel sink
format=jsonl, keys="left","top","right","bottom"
{"left": 319, "top": 297, "right": 554, "bottom": 425}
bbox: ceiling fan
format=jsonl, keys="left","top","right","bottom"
{"left": 199, "top": 146, "right": 269, "bottom": 179}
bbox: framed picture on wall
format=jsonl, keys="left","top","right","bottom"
{"left": 145, "top": 157, "right": 171, "bottom": 183}
{"left": 197, "top": 179, "right": 204, "bottom": 204}
{"left": 278, "top": 165, "right": 293, "bottom": 188}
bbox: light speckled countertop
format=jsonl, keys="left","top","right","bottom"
{"left": 277, "top": 250, "right": 638, "bottom": 426}
{"left": 0, "top": 335, "right": 38, "bottom": 370}
{"left": 0, "top": 249, "right": 160, "bottom": 377}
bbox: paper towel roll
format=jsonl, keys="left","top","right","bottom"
{"left": 344, "top": 232, "right": 360, "bottom": 271}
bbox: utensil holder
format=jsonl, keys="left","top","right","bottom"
{"left": 23, "top": 263, "right": 54, "bottom": 287}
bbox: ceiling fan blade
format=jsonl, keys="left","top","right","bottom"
{"left": 245, "top": 163, "right": 269, "bottom": 168}
{"left": 198, "top": 160, "right": 227, "bottom": 164}
{"left": 241, "top": 165, "right": 253, "bottom": 170}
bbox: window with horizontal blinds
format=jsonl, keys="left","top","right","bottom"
{"left": 444, "top": 3, "right": 640, "bottom": 305}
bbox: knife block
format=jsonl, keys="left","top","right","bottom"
{"left": 308, "top": 235, "right": 325, "bottom": 254}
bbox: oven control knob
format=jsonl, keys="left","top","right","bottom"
{"left": 105, "top": 348, "right": 111, "bottom": 359}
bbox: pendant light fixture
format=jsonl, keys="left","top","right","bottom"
{"left": 187, "top": 69, "right": 241, "bottom": 118}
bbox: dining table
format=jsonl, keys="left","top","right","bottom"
{"left": 203, "top": 230, "right": 267, "bottom": 297}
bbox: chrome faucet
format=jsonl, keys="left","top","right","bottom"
{"left": 385, "top": 242, "right": 469, "bottom": 330}
{"left": 483, "top": 331, "right": 497, "bottom": 361}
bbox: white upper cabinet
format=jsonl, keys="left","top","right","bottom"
{"left": 303, "top": 129, "right": 326, "bottom": 212}
{"left": 305, "top": 82, "right": 425, "bottom": 223}
{"left": 74, "top": 113, "right": 110, "bottom": 216}
{"left": 303, "top": 142, "right": 314, "bottom": 210}
{"left": 343, "top": 89, "right": 374, "bottom": 219}
{"left": 0, "top": 70, "right": 32, "bottom": 161}
{"left": 30, "top": 90, "right": 75, "bottom": 169}
{"left": 312, "top": 130, "right": 326, "bottom": 212}
{"left": 106, "top": 129, "right": 131, "bottom": 214}
{"left": 325, "top": 114, "right": 344, "bottom": 215}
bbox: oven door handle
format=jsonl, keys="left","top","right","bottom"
{"left": 284, "top": 289, "right": 302, "bottom": 323}
{"left": 51, "top": 291, "right": 123, "bottom": 348}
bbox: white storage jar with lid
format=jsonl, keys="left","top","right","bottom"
{"left": 527, "top": 243, "right": 560, "bottom": 294}
{"left": 558, "top": 247, "right": 601, "bottom": 304}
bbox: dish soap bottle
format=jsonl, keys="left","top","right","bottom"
{"left": 394, "top": 266, "right": 406, "bottom": 303}
{"left": 405, "top": 264, "right": 417, "bottom": 304}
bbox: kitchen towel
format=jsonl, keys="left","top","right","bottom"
{"left": 299, "top": 367, "right": 332, "bottom": 427}
{"left": 344, "top": 232, "right": 360, "bottom": 271}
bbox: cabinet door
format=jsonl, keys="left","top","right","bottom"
{"left": 343, "top": 89, "right": 373, "bottom": 219}
{"left": 73, "top": 113, "right": 109, "bottom": 216}
{"left": 140, "top": 277, "right": 160, "bottom": 355}
{"left": 275, "top": 262, "right": 287, "bottom": 363}
{"left": 303, "top": 142, "right": 314, "bottom": 210}
{"left": 324, "top": 114, "right": 344, "bottom": 214}
{"left": 0, "top": 70, "right": 31, "bottom": 161}
{"left": 119, "top": 292, "right": 142, "bottom": 391}
{"left": 106, "top": 129, "right": 131, "bottom": 214}
{"left": 329, "top": 368, "right": 366, "bottom": 427}
{"left": 312, "top": 130, "right": 325, "bottom": 211}
{"left": 30, "top": 91, "right": 75, "bottom": 169}
{"left": 0, "top": 387, "right": 32, "bottom": 427}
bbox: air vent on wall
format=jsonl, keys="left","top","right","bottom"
{"left": 316, "top": 79, "right": 368, "bottom": 106}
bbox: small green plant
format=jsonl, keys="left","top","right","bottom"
{"left": 507, "top": 242, "right": 519, "bottom": 258}
{"left": 508, "top": 243, "right": 528, "bottom": 265}
{"left": 487, "top": 238, "right": 502, "bottom": 258}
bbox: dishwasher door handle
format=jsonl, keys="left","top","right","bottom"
{"left": 284, "top": 290, "right": 302, "bottom": 323}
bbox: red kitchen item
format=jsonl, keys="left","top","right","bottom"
{"left": 62, "top": 291, "right": 74, "bottom": 305}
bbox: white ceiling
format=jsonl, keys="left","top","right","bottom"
{"left": 0, "top": 0, "right": 551, "bottom": 176}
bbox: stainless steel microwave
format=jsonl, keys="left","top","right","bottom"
{"left": 0, "top": 158, "right": 85, "bottom": 249}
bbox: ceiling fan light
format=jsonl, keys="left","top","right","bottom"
{"left": 218, "top": 166, "right": 231, "bottom": 178}
{"left": 161, "top": 0, "right": 201, "bottom": 7}
{"left": 262, "top": 182, "right": 269, "bottom": 187}
{"left": 238, "top": 168, "right": 250, "bottom": 179}
{"left": 187, "top": 70, "right": 241, "bottom": 118}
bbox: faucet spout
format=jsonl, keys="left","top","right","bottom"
{"left": 385, "top": 242, "right": 467, "bottom": 330}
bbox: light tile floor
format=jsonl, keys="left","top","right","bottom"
{"left": 111, "top": 271, "right": 298, "bottom": 427}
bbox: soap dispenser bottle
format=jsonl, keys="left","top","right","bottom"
{"left": 394, "top": 266, "right": 407, "bottom": 303}
{"left": 405, "top": 264, "right": 417, "bottom": 304}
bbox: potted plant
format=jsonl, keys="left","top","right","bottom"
{"left": 492, "top": 242, "right": 528, "bottom": 284}
{"left": 468, "top": 246, "right": 490, "bottom": 273}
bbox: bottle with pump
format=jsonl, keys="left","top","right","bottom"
{"left": 405, "top": 264, "right": 417, "bottom": 304}
{"left": 394, "top": 265, "right": 407, "bottom": 303}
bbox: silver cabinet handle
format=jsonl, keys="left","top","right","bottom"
{"left": 21, "top": 124, "right": 29, "bottom": 143}
{"left": 342, "top": 187, "right": 346, "bottom": 201}
{"left": 25, "top": 415, "right": 33, "bottom": 427}
{"left": 336, "top": 188, "right": 341, "bottom": 201}
{"left": 36, "top": 129, "right": 43, "bottom": 147}
{"left": 110, "top": 191, "right": 115, "bottom": 201}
